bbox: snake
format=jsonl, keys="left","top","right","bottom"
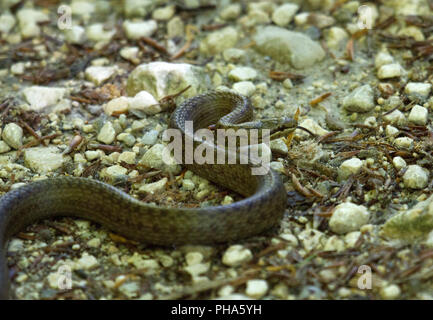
{"left": 0, "top": 91, "right": 292, "bottom": 299}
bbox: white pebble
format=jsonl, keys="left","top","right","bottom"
{"left": 2, "top": 123, "right": 23, "bottom": 149}
{"left": 377, "top": 63, "right": 402, "bottom": 79}
{"left": 329, "top": 202, "right": 370, "bottom": 234}
{"left": 392, "top": 156, "right": 406, "bottom": 170}
{"left": 245, "top": 279, "right": 268, "bottom": 299}
{"left": 222, "top": 245, "right": 253, "bottom": 267}
{"left": 339, "top": 158, "right": 363, "bottom": 180}
{"left": 97, "top": 122, "right": 116, "bottom": 144}
{"left": 408, "top": 105, "right": 428, "bottom": 125}
{"left": 403, "top": 165, "right": 429, "bottom": 189}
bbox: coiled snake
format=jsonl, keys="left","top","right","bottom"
{"left": 0, "top": 91, "right": 294, "bottom": 299}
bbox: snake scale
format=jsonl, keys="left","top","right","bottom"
{"left": 0, "top": 91, "right": 289, "bottom": 299}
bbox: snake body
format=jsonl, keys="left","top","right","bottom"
{"left": 0, "top": 91, "right": 287, "bottom": 299}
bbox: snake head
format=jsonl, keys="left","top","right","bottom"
{"left": 267, "top": 117, "right": 298, "bottom": 140}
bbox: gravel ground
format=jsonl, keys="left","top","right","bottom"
{"left": 1, "top": 0, "right": 433, "bottom": 300}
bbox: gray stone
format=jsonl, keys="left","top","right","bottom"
{"left": 24, "top": 147, "right": 64, "bottom": 173}
{"left": 254, "top": 26, "right": 325, "bottom": 69}
{"left": 342, "top": 85, "right": 375, "bottom": 113}
{"left": 200, "top": 27, "right": 238, "bottom": 56}
{"left": 2, "top": 123, "right": 23, "bottom": 149}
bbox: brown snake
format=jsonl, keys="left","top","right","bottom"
{"left": 0, "top": 91, "right": 292, "bottom": 299}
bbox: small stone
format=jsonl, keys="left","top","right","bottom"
{"left": 200, "top": 27, "right": 238, "bottom": 56}
{"left": 16, "top": 8, "right": 49, "bottom": 38}
{"left": 220, "top": 4, "right": 242, "bottom": 20}
{"left": 104, "top": 97, "right": 129, "bottom": 116}
{"left": 221, "top": 195, "right": 234, "bottom": 205}
{"left": 384, "top": 110, "right": 406, "bottom": 126}
{"left": 118, "top": 282, "right": 140, "bottom": 298}
{"left": 97, "top": 122, "right": 116, "bottom": 144}
{"left": 222, "top": 48, "right": 246, "bottom": 62}
{"left": 329, "top": 202, "right": 370, "bottom": 234}
{"left": 85, "top": 66, "right": 116, "bottom": 85}
{"left": 86, "top": 23, "right": 116, "bottom": 42}
{"left": 254, "top": 26, "right": 325, "bottom": 69}
{"left": 0, "top": 141, "right": 11, "bottom": 154}
{"left": 128, "top": 90, "right": 160, "bottom": 115}
{"left": 2, "top": 123, "right": 23, "bottom": 149}
{"left": 64, "top": 25, "right": 86, "bottom": 44}
{"left": 139, "top": 144, "right": 181, "bottom": 174}
{"left": 127, "top": 62, "right": 210, "bottom": 99}
{"left": 23, "top": 86, "right": 66, "bottom": 111}
{"left": 326, "top": 27, "right": 349, "bottom": 50}
{"left": 385, "top": 125, "right": 399, "bottom": 137}
{"left": 117, "top": 133, "right": 136, "bottom": 147}
{"left": 339, "top": 157, "right": 363, "bottom": 180}
{"left": 167, "top": 16, "right": 184, "bottom": 38}
{"left": 295, "top": 118, "right": 329, "bottom": 138}
{"left": 394, "top": 137, "right": 413, "bottom": 149}
{"left": 118, "top": 151, "right": 136, "bottom": 164}
{"left": 138, "top": 177, "right": 168, "bottom": 194}
{"left": 75, "top": 253, "right": 98, "bottom": 270}
{"left": 85, "top": 150, "right": 100, "bottom": 161}
{"left": 403, "top": 165, "right": 429, "bottom": 189}
{"left": 228, "top": 67, "right": 258, "bottom": 82}
{"left": 405, "top": 82, "right": 432, "bottom": 100}
{"left": 270, "top": 161, "right": 284, "bottom": 173}
{"left": 124, "top": 0, "right": 154, "bottom": 18}
{"left": 377, "top": 63, "right": 402, "bottom": 79}
{"left": 152, "top": 5, "right": 175, "bottom": 21}
{"left": 232, "top": 81, "right": 256, "bottom": 96}
{"left": 269, "top": 138, "right": 288, "bottom": 155}
{"left": 380, "top": 284, "right": 401, "bottom": 299}
{"left": 398, "top": 26, "right": 425, "bottom": 41}
{"left": 222, "top": 245, "right": 253, "bottom": 267}
{"left": 87, "top": 238, "right": 101, "bottom": 248}
{"left": 104, "top": 165, "right": 128, "bottom": 179}
{"left": 0, "top": 13, "right": 16, "bottom": 34}
{"left": 342, "top": 85, "right": 375, "bottom": 113}
{"left": 8, "top": 239, "right": 24, "bottom": 252}
{"left": 11, "top": 62, "right": 25, "bottom": 75}
{"left": 245, "top": 279, "right": 268, "bottom": 299}
{"left": 271, "top": 3, "right": 299, "bottom": 27}
{"left": 123, "top": 20, "right": 157, "bottom": 40}
{"left": 393, "top": 156, "right": 407, "bottom": 170}
{"left": 185, "top": 252, "right": 203, "bottom": 265}
{"left": 182, "top": 179, "right": 195, "bottom": 191}
{"left": 120, "top": 47, "right": 140, "bottom": 64}
{"left": 375, "top": 51, "right": 394, "bottom": 68}
{"left": 128, "top": 253, "right": 159, "bottom": 269}
{"left": 141, "top": 130, "right": 159, "bottom": 145}
{"left": 408, "top": 105, "right": 428, "bottom": 125}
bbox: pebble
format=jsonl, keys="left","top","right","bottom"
{"left": 325, "top": 27, "right": 348, "bottom": 50}
{"left": 23, "top": 86, "right": 66, "bottom": 111}
{"left": 405, "top": 82, "right": 432, "bottom": 100}
{"left": 269, "top": 138, "right": 288, "bottom": 155}
{"left": 97, "top": 122, "right": 116, "bottom": 144}
{"left": 123, "top": 0, "right": 154, "bottom": 18}
{"left": 222, "top": 245, "right": 253, "bottom": 267}
{"left": 403, "top": 165, "right": 429, "bottom": 189}
{"left": 87, "top": 238, "right": 101, "bottom": 248}
{"left": 123, "top": 20, "right": 157, "bottom": 40}
{"left": 254, "top": 26, "right": 325, "bottom": 69}
{"left": 85, "top": 66, "right": 116, "bottom": 85}
{"left": 118, "top": 282, "right": 140, "bottom": 298}
{"left": 245, "top": 279, "right": 268, "bottom": 299}
{"left": 394, "top": 137, "right": 413, "bottom": 149}
{"left": 0, "top": 141, "right": 11, "bottom": 154}
{"left": 223, "top": 48, "right": 246, "bottom": 63}
{"left": 374, "top": 51, "right": 394, "bottom": 68}
{"left": 220, "top": 4, "right": 242, "bottom": 20}
{"left": 120, "top": 47, "right": 140, "bottom": 64}
{"left": 117, "top": 133, "right": 136, "bottom": 147}
{"left": 200, "top": 27, "right": 238, "bottom": 55}
{"left": 167, "top": 16, "right": 184, "bottom": 38}
{"left": 338, "top": 157, "right": 363, "bottom": 180}
{"left": 127, "top": 62, "right": 210, "bottom": 99}
{"left": 385, "top": 125, "right": 399, "bottom": 137}
{"left": 342, "top": 84, "right": 375, "bottom": 112}
{"left": 141, "top": 130, "right": 159, "bottom": 145}
{"left": 232, "top": 81, "right": 256, "bottom": 96}
{"left": 2, "top": 123, "right": 23, "bottom": 149}
{"left": 86, "top": 23, "right": 116, "bottom": 42}
{"left": 75, "top": 253, "right": 98, "bottom": 270}
{"left": 16, "top": 8, "right": 49, "bottom": 38}
{"left": 383, "top": 110, "right": 406, "bottom": 126}
{"left": 64, "top": 25, "right": 86, "bottom": 44}
{"left": 298, "top": 229, "right": 325, "bottom": 252}
{"left": 377, "top": 63, "right": 402, "bottom": 79}
{"left": 329, "top": 202, "right": 370, "bottom": 234}
{"left": 295, "top": 118, "right": 329, "bottom": 138}
{"left": 392, "top": 156, "right": 407, "bottom": 170}
{"left": 271, "top": 3, "right": 299, "bottom": 26}
{"left": 85, "top": 150, "right": 101, "bottom": 161}
{"left": 152, "top": 5, "right": 175, "bottom": 21}
{"left": 182, "top": 179, "right": 195, "bottom": 191}
{"left": 380, "top": 284, "right": 401, "bottom": 299}
{"left": 0, "top": 13, "right": 16, "bottom": 34}
{"left": 408, "top": 105, "right": 428, "bottom": 125}
{"left": 128, "top": 90, "right": 160, "bottom": 115}
{"left": 118, "top": 151, "right": 136, "bottom": 164}
{"left": 139, "top": 144, "right": 181, "bottom": 174}
{"left": 104, "top": 165, "right": 128, "bottom": 179}
{"left": 228, "top": 67, "right": 258, "bottom": 82}
{"left": 138, "top": 177, "right": 168, "bottom": 194}
{"left": 104, "top": 97, "right": 129, "bottom": 116}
